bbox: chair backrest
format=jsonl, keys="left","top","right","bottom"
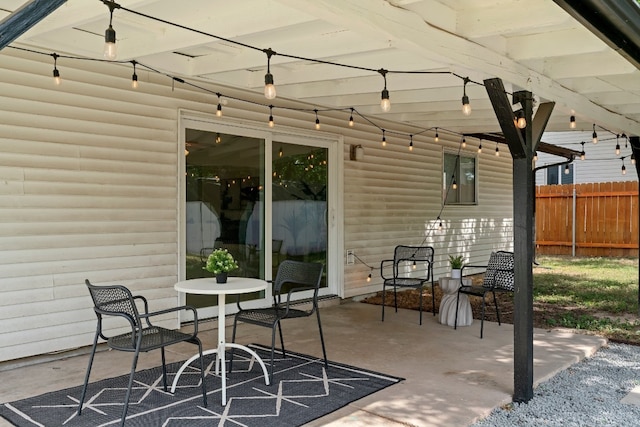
{"left": 273, "top": 260, "right": 324, "bottom": 297}
{"left": 85, "top": 280, "right": 141, "bottom": 327}
{"left": 482, "top": 251, "right": 514, "bottom": 291}
{"left": 393, "top": 245, "right": 434, "bottom": 279}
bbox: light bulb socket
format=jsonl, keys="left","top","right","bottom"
{"left": 105, "top": 25, "right": 116, "bottom": 44}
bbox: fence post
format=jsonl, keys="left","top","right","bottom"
{"left": 572, "top": 187, "right": 576, "bottom": 257}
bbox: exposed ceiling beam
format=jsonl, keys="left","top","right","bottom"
{"left": 0, "top": 0, "right": 67, "bottom": 50}
{"left": 553, "top": 0, "right": 640, "bottom": 71}
{"left": 276, "top": 0, "right": 640, "bottom": 135}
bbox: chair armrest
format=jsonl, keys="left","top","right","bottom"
{"left": 142, "top": 305, "right": 200, "bottom": 337}
{"left": 277, "top": 286, "right": 315, "bottom": 316}
{"left": 380, "top": 259, "right": 394, "bottom": 280}
{"left": 460, "top": 264, "right": 488, "bottom": 275}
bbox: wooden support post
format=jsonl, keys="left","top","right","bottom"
{"left": 484, "top": 78, "right": 554, "bottom": 403}
{"left": 630, "top": 136, "right": 640, "bottom": 315}
{"left": 0, "top": 0, "right": 67, "bottom": 51}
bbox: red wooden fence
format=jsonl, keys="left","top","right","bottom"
{"left": 535, "top": 181, "right": 639, "bottom": 257}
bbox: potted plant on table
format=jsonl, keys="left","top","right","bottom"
{"left": 448, "top": 254, "right": 464, "bottom": 279}
{"left": 204, "top": 249, "right": 238, "bottom": 283}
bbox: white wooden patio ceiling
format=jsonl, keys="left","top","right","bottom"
{"left": 4, "top": 0, "right": 640, "bottom": 139}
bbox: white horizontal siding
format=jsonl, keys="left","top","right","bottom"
{"left": 0, "top": 47, "right": 515, "bottom": 361}
{"left": 537, "top": 131, "right": 637, "bottom": 184}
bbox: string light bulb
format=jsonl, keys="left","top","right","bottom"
{"left": 409, "top": 134, "right": 413, "bottom": 151}
{"left": 478, "top": 141, "right": 482, "bottom": 153}
{"left": 452, "top": 176, "right": 457, "bottom": 190}
{"left": 632, "top": 153, "right": 636, "bottom": 165}
{"left": 533, "top": 151, "right": 538, "bottom": 162}
{"left": 516, "top": 110, "right": 526, "bottom": 129}
{"left": 216, "top": 93, "right": 223, "bottom": 117}
{"left": 437, "top": 216, "right": 443, "bottom": 230}
{"left": 263, "top": 48, "right": 276, "bottom": 100}
{"left": 314, "top": 109, "right": 320, "bottom": 130}
{"left": 461, "top": 136, "right": 466, "bottom": 148}
{"left": 434, "top": 128, "right": 439, "bottom": 143}
{"left": 381, "top": 129, "right": 386, "bottom": 147}
{"left": 378, "top": 69, "right": 390, "bottom": 112}
{"left": 461, "top": 77, "right": 471, "bottom": 116}
{"left": 215, "top": 133, "right": 221, "bottom": 144}
{"left": 615, "top": 136, "right": 620, "bottom": 155}
{"left": 367, "top": 270, "right": 372, "bottom": 282}
{"left": 622, "top": 158, "right": 627, "bottom": 175}
{"left": 592, "top": 124, "right": 598, "bottom": 144}
{"left": 348, "top": 108, "right": 354, "bottom": 127}
{"left": 495, "top": 142, "right": 500, "bottom": 156}
{"left": 51, "top": 53, "right": 61, "bottom": 85}
{"left": 412, "top": 260, "right": 417, "bottom": 270}
{"left": 131, "top": 60, "right": 138, "bottom": 89}
{"left": 279, "top": 147, "right": 283, "bottom": 157}
{"left": 103, "top": 1, "right": 118, "bottom": 60}
{"left": 268, "top": 105, "right": 274, "bottom": 128}
{"left": 570, "top": 115, "right": 576, "bottom": 129}
{"left": 580, "top": 142, "right": 586, "bottom": 161}
{"left": 564, "top": 163, "right": 570, "bottom": 175}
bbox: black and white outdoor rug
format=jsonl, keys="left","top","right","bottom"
{"left": 0, "top": 344, "right": 402, "bottom": 426}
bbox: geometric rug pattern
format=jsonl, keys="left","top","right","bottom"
{"left": 0, "top": 344, "right": 403, "bottom": 426}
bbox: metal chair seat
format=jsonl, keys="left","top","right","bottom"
{"left": 231, "top": 260, "right": 327, "bottom": 382}
{"left": 78, "top": 280, "right": 207, "bottom": 427}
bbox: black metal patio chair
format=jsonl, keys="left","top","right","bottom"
{"left": 380, "top": 245, "right": 435, "bottom": 325}
{"left": 78, "top": 280, "right": 207, "bottom": 427}
{"left": 454, "top": 250, "right": 515, "bottom": 338}
{"left": 230, "top": 260, "right": 327, "bottom": 382}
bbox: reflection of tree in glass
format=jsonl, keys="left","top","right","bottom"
{"left": 273, "top": 148, "right": 327, "bottom": 201}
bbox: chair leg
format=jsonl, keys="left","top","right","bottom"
{"left": 269, "top": 321, "right": 279, "bottom": 382}
{"left": 418, "top": 286, "right": 423, "bottom": 325}
{"left": 480, "top": 295, "right": 486, "bottom": 339}
{"left": 454, "top": 291, "right": 460, "bottom": 330}
{"left": 194, "top": 338, "right": 208, "bottom": 407}
{"left": 316, "top": 309, "right": 328, "bottom": 369}
{"left": 393, "top": 288, "right": 398, "bottom": 313}
{"left": 493, "top": 291, "right": 502, "bottom": 325}
{"left": 431, "top": 280, "right": 436, "bottom": 315}
{"left": 381, "top": 284, "right": 386, "bottom": 322}
{"left": 77, "top": 329, "right": 100, "bottom": 416}
{"left": 161, "top": 347, "right": 168, "bottom": 392}
{"left": 229, "top": 316, "right": 239, "bottom": 373}
{"left": 277, "top": 321, "right": 285, "bottom": 357}
{"left": 120, "top": 350, "right": 140, "bottom": 427}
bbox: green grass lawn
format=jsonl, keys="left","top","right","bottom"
{"left": 534, "top": 255, "right": 640, "bottom": 344}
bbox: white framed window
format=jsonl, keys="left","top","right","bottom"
{"left": 443, "top": 151, "right": 477, "bottom": 205}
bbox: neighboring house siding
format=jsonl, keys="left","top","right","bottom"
{"left": 0, "top": 48, "right": 514, "bottom": 362}
{"left": 536, "top": 131, "right": 637, "bottom": 184}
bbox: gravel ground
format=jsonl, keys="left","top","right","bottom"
{"left": 472, "top": 343, "right": 640, "bottom": 426}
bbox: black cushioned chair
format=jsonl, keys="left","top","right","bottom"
{"left": 380, "top": 245, "right": 435, "bottom": 325}
{"left": 230, "top": 260, "right": 327, "bottom": 381}
{"left": 454, "top": 251, "right": 515, "bottom": 338}
{"left": 78, "top": 280, "right": 207, "bottom": 427}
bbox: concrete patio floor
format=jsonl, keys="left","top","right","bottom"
{"left": 0, "top": 301, "right": 606, "bottom": 426}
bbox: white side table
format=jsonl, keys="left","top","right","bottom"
{"left": 438, "top": 276, "right": 473, "bottom": 327}
{"left": 170, "top": 277, "right": 271, "bottom": 405}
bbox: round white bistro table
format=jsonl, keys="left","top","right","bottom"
{"left": 438, "top": 276, "right": 473, "bottom": 327}
{"left": 170, "top": 277, "right": 270, "bottom": 405}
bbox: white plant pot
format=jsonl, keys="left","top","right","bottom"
{"left": 451, "top": 269, "right": 461, "bottom": 279}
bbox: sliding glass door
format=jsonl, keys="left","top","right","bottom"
{"left": 180, "top": 116, "right": 338, "bottom": 319}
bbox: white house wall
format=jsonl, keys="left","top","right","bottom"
{"left": 0, "top": 48, "right": 514, "bottom": 362}
{"left": 536, "top": 131, "right": 637, "bottom": 184}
